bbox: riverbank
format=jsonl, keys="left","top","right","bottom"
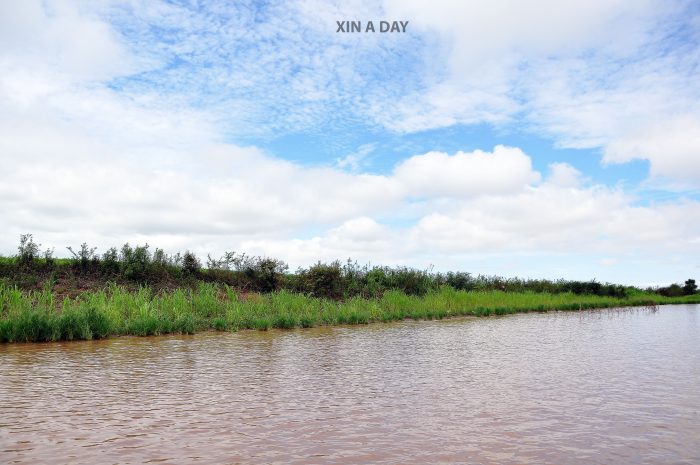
{"left": 2, "top": 283, "right": 699, "bottom": 343}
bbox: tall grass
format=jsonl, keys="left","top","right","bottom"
{"left": 2, "top": 282, "right": 699, "bottom": 343}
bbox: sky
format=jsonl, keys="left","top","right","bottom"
{"left": 1, "top": 0, "right": 699, "bottom": 286}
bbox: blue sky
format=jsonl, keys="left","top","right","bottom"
{"left": 1, "top": 0, "right": 699, "bottom": 285}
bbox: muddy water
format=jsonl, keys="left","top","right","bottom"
{"left": 1, "top": 305, "right": 700, "bottom": 465}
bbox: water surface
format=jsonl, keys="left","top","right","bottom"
{"left": 2, "top": 305, "right": 699, "bottom": 464}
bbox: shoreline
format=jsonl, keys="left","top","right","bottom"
{"left": 0, "top": 303, "right": 684, "bottom": 346}
{"left": 2, "top": 283, "right": 698, "bottom": 343}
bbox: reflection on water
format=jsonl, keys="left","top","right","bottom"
{"left": 1, "top": 306, "right": 699, "bottom": 464}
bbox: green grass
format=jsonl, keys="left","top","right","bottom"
{"left": 1, "top": 282, "right": 699, "bottom": 343}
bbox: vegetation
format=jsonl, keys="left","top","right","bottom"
{"left": 1, "top": 234, "right": 698, "bottom": 343}
{"left": 1, "top": 282, "right": 698, "bottom": 343}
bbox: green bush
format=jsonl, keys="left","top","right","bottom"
{"left": 120, "top": 243, "right": 151, "bottom": 281}
{"left": 297, "top": 261, "right": 344, "bottom": 299}
{"left": 102, "top": 247, "right": 120, "bottom": 273}
{"left": 243, "top": 257, "right": 288, "bottom": 292}
{"left": 659, "top": 283, "right": 684, "bottom": 297}
{"left": 182, "top": 251, "right": 201, "bottom": 275}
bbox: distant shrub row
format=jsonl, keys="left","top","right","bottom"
{"left": 1, "top": 234, "right": 697, "bottom": 299}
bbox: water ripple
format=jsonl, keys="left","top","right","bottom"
{"left": 1, "top": 306, "right": 699, "bottom": 464}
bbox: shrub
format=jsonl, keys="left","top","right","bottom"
{"left": 437, "top": 271, "right": 474, "bottom": 291}
{"left": 659, "top": 283, "right": 684, "bottom": 297}
{"left": 386, "top": 267, "right": 435, "bottom": 296}
{"left": 67, "top": 242, "right": 98, "bottom": 270}
{"left": 152, "top": 248, "right": 168, "bottom": 267}
{"left": 102, "top": 247, "right": 120, "bottom": 274}
{"left": 43, "top": 248, "right": 55, "bottom": 268}
{"left": 242, "top": 257, "right": 288, "bottom": 292}
{"left": 206, "top": 251, "right": 237, "bottom": 270}
{"left": 120, "top": 243, "right": 151, "bottom": 282}
{"left": 359, "top": 267, "right": 383, "bottom": 297}
{"left": 298, "top": 261, "right": 344, "bottom": 299}
{"left": 341, "top": 259, "right": 369, "bottom": 296}
{"left": 16, "top": 234, "right": 40, "bottom": 268}
{"left": 182, "top": 251, "right": 201, "bottom": 274}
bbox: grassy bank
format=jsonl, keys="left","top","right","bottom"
{"left": 2, "top": 282, "right": 699, "bottom": 343}
{"left": 2, "top": 235, "right": 698, "bottom": 343}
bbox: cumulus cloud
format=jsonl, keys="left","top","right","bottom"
{"left": 394, "top": 146, "right": 540, "bottom": 198}
{"left": 603, "top": 116, "right": 700, "bottom": 184}
{"left": 547, "top": 163, "right": 582, "bottom": 188}
{"left": 4, "top": 131, "right": 700, "bottom": 285}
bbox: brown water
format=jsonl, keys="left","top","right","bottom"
{"left": 1, "top": 305, "right": 699, "bottom": 465}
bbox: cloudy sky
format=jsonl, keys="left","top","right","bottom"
{"left": 1, "top": 0, "right": 699, "bottom": 285}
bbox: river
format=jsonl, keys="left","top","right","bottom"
{"left": 1, "top": 305, "right": 699, "bottom": 464}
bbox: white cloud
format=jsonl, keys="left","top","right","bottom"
{"left": 0, "top": 0, "right": 138, "bottom": 80}
{"left": 393, "top": 145, "right": 540, "bottom": 197}
{"left": 547, "top": 163, "right": 582, "bottom": 188}
{"left": 238, "top": 180, "right": 700, "bottom": 281}
{"left": 377, "top": 0, "right": 700, "bottom": 186}
{"left": 603, "top": 116, "right": 700, "bottom": 184}
{"left": 12, "top": 0, "right": 693, "bottom": 188}
{"left": 523, "top": 47, "right": 700, "bottom": 185}
{"left": 335, "top": 143, "right": 376, "bottom": 171}
{"left": 374, "top": 0, "right": 666, "bottom": 131}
